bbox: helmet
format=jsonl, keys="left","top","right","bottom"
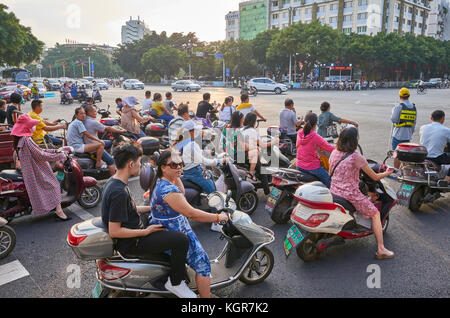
{"left": 399, "top": 87, "right": 410, "bottom": 98}
{"left": 139, "top": 163, "right": 156, "bottom": 191}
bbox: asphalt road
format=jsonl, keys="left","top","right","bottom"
{"left": 0, "top": 86, "right": 448, "bottom": 298}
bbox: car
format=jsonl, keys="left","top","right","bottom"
{"left": 248, "top": 78, "right": 288, "bottom": 94}
{"left": 93, "top": 80, "right": 109, "bottom": 90}
{"left": 0, "top": 85, "right": 32, "bottom": 102}
{"left": 171, "top": 80, "right": 201, "bottom": 92}
{"left": 43, "top": 79, "right": 61, "bottom": 91}
{"left": 77, "top": 79, "right": 92, "bottom": 89}
{"left": 123, "top": 79, "right": 145, "bottom": 90}
{"left": 28, "top": 83, "right": 47, "bottom": 98}
{"left": 428, "top": 78, "right": 442, "bottom": 88}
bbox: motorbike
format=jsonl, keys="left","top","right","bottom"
{"left": 67, "top": 191, "right": 275, "bottom": 298}
{"left": 0, "top": 148, "right": 101, "bottom": 222}
{"left": 0, "top": 217, "right": 16, "bottom": 260}
{"left": 265, "top": 167, "right": 319, "bottom": 224}
{"left": 267, "top": 126, "right": 299, "bottom": 161}
{"left": 60, "top": 92, "right": 74, "bottom": 105}
{"left": 394, "top": 143, "right": 450, "bottom": 211}
{"left": 283, "top": 159, "right": 397, "bottom": 262}
{"left": 92, "top": 90, "right": 102, "bottom": 103}
{"left": 240, "top": 87, "right": 258, "bottom": 97}
{"left": 76, "top": 89, "right": 89, "bottom": 103}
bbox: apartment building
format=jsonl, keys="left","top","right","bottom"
{"left": 268, "top": 0, "right": 432, "bottom": 36}
{"left": 239, "top": 0, "right": 270, "bottom": 40}
{"left": 226, "top": 11, "right": 240, "bottom": 40}
{"left": 121, "top": 16, "right": 151, "bottom": 44}
{"left": 427, "top": 0, "right": 450, "bottom": 40}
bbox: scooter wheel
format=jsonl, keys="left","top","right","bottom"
{"left": 0, "top": 225, "right": 16, "bottom": 260}
{"left": 409, "top": 187, "right": 424, "bottom": 212}
{"left": 239, "top": 247, "right": 274, "bottom": 285}
{"left": 237, "top": 191, "right": 258, "bottom": 215}
{"left": 271, "top": 196, "right": 294, "bottom": 224}
{"left": 296, "top": 233, "right": 320, "bottom": 262}
{"left": 78, "top": 185, "right": 102, "bottom": 209}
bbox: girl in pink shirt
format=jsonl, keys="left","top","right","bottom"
{"left": 329, "top": 128, "right": 395, "bottom": 260}
{"left": 296, "top": 113, "right": 335, "bottom": 188}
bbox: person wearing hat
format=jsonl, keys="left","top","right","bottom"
{"left": 11, "top": 114, "right": 71, "bottom": 221}
{"left": 178, "top": 120, "right": 226, "bottom": 195}
{"left": 120, "top": 96, "right": 153, "bottom": 140}
{"left": 391, "top": 88, "right": 417, "bottom": 168}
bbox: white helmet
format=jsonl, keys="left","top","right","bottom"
{"left": 294, "top": 182, "right": 332, "bottom": 203}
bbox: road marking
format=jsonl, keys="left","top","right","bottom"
{"left": 66, "top": 204, "right": 96, "bottom": 221}
{"left": 0, "top": 260, "right": 30, "bottom": 287}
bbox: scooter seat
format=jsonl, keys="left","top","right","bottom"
{"left": 122, "top": 252, "right": 171, "bottom": 265}
{"left": 0, "top": 170, "right": 23, "bottom": 182}
{"left": 181, "top": 178, "right": 203, "bottom": 192}
{"left": 74, "top": 153, "right": 92, "bottom": 159}
{"left": 332, "top": 194, "right": 356, "bottom": 213}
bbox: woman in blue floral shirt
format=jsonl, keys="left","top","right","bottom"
{"left": 149, "top": 151, "right": 229, "bottom": 298}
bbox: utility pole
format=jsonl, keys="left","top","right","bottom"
{"left": 288, "top": 7, "right": 293, "bottom": 87}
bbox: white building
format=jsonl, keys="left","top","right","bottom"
{"left": 121, "top": 16, "right": 151, "bottom": 44}
{"left": 427, "top": 0, "right": 450, "bottom": 40}
{"left": 268, "top": 0, "right": 432, "bottom": 36}
{"left": 226, "top": 11, "right": 240, "bottom": 40}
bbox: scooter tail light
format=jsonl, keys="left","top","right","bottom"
{"left": 67, "top": 229, "right": 87, "bottom": 246}
{"left": 97, "top": 260, "right": 130, "bottom": 281}
{"left": 307, "top": 214, "right": 329, "bottom": 227}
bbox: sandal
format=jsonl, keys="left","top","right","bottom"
{"left": 375, "top": 250, "right": 395, "bottom": 260}
{"left": 246, "top": 173, "right": 258, "bottom": 183}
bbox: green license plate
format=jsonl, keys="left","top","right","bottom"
{"left": 397, "top": 183, "right": 415, "bottom": 206}
{"left": 283, "top": 225, "right": 305, "bottom": 257}
{"left": 92, "top": 281, "right": 103, "bottom": 298}
{"left": 265, "top": 188, "right": 282, "bottom": 216}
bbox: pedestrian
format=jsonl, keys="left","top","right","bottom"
{"left": 11, "top": 114, "right": 71, "bottom": 220}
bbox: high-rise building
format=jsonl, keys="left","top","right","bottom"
{"left": 239, "top": 0, "right": 270, "bottom": 40}
{"left": 427, "top": 0, "right": 450, "bottom": 40}
{"left": 226, "top": 11, "right": 241, "bottom": 40}
{"left": 121, "top": 16, "right": 151, "bottom": 44}
{"left": 268, "top": 0, "right": 432, "bottom": 36}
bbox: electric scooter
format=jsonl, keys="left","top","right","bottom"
{"left": 0, "top": 148, "right": 101, "bottom": 222}
{"left": 67, "top": 191, "right": 275, "bottom": 298}
{"left": 284, "top": 159, "right": 397, "bottom": 262}
{"left": 0, "top": 217, "right": 16, "bottom": 260}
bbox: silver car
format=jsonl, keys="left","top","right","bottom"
{"left": 123, "top": 79, "right": 145, "bottom": 90}
{"left": 172, "top": 80, "right": 201, "bottom": 92}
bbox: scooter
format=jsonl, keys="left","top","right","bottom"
{"left": 240, "top": 86, "right": 258, "bottom": 97}
{"left": 140, "top": 156, "right": 259, "bottom": 215}
{"left": 60, "top": 92, "right": 73, "bottom": 105}
{"left": 284, "top": 159, "right": 397, "bottom": 262}
{"left": 265, "top": 167, "right": 319, "bottom": 224}
{"left": 395, "top": 143, "right": 450, "bottom": 211}
{"left": 67, "top": 191, "right": 275, "bottom": 298}
{"left": 92, "top": 90, "right": 102, "bottom": 103}
{"left": 0, "top": 148, "right": 101, "bottom": 222}
{"left": 0, "top": 217, "right": 16, "bottom": 260}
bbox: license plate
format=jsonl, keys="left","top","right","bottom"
{"left": 265, "top": 187, "right": 282, "bottom": 216}
{"left": 283, "top": 225, "right": 305, "bottom": 257}
{"left": 397, "top": 183, "right": 415, "bottom": 206}
{"left": 92, "top": 281, "right": 103, "bottom": 298}
{"left": 56, "top": 171, "right": 65, "bottom": 181}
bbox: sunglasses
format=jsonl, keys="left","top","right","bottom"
{"left": 166, "top": 162, "right": 184, "bottom": 169}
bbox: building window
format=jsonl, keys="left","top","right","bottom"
{"left": 305, "top": 8, "right": 312, "bottom": 15}
{"left": 344, "top": 14, "right": 353, "bottom": 22}
{"left": 407, "top": 20, "right": 411, "bottom": 25}
{"left": 329, "top": 16, "right": 338, "bottom": 23}
{"left": 343, "top": 27, "right": 352, "bottom": 34}
{"left": 330, "top": 3, "right": 339, "bottom": 11}
{"left": 408, "top": 7, "right": 413, "bottom": 13}
{"left": 273, "top": 13, "right": 279, "bottom": 19}
{"left": 358, "top": 0, "right": 369, "bottom": 6}
{"left": 318, "top": 5, "right": 325, "bottom": 12}
{"left": 344, "top": 1, "right": 353, "bottom": 8}
{"left": 357, "top": 26, "right": 367, "bottom": 33}
{"left": 358, "top": 12, "right": 368, "bottom": 20}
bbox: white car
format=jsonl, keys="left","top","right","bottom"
{"left": 123, "top": 79, "right": 145, "bottom": 90}
{"left": 249, "top": 78, "right": 288, "bottom": 94}
{"left": 171, "top": 80, "right": 201, "bottom": 92}
{"left": 94, "top": 80, "right": 109, "bottom": 90}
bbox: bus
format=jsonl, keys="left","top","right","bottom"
{"left": 318, "top": 64, "right": 353, "bottom": 82}
{"left": 1, "top": 68, "right": 32, "bottom": 86}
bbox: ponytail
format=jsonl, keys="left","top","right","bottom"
{"left": 303, "top": 113, "right": 318, "bottom": 137}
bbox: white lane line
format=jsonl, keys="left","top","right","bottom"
{"left": 0, "top": 260, "right": 30, "bottom": 287}
{"left": 66, "top": 204, "right": 96, "bottom": 221}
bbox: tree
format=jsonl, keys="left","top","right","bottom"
{"left": 0, "top": 4, "right": 44, "bottom": 66}
{"left": 141, "top": 45, "right": 184, "bottom": 80}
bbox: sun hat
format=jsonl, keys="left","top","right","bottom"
{"left": 123, "top": 96, "right": 139, "bottom": 107}
{"left": 11, "top": 114, "right": 40, "bottom": 137}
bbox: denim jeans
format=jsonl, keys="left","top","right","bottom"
{"left": 392, "top": 137, "right": 410, "bottom": 151}
{"left": 183, "top": 165, "right": 216, "bottom": 194}
{"left": 158, "top": 114, "right": 174, "bottom": 127}
{"left": 297, "top": 166, "right": 331, "bottom": 188}
{"left": 47, "top": 135, "right": 62, "bottom": 146}
{"left": 102, "top": 149, "right": 115, "bottom": 166}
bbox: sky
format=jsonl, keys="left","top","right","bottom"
{"left": 3, "top": 0, "right": 242, "bottom": 48}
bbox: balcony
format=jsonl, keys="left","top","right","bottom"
{"left": 317, "top": 11, "right": 325, "bottom": 17}
{"left": 344, "top": 8, "right": 354, "bottom": 14}
{"left": 294, "top": 15, "right": 301, "bottom": 22}
{"left": 304, "top": 13, "right": 312, "bottom": 19}
{"left": 272, "top": 18, "right": 279, "bottom": 24}
{"left": 329, "top": 22, "right": 338, "bottom": 29}
{"left": 358, "top": 6, "right": 368, "bottom": 12}
{"left": 329, "top": 9, "right": 339, "bottom": 15}
{"left": 393, "top": 22, "right": 399, "bottom": 29}
{"left": 343, "top": 20, "right": 353, "bottom": 27}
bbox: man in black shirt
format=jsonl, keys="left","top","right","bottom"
{"left": 0, "top": 100, "right": 6, "bottom": 124}
{"left": 6, "top": 93, "right": 22, "bottom": 127}
{"left": 196, "top": 93, "right": 218, "bottom": 119}
{"left": 101, "top": 143, "right": 196, "bottom": 298}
